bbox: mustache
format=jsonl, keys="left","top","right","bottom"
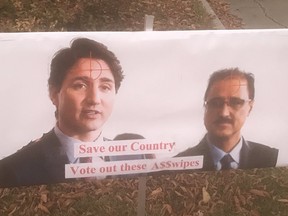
{"left": 214, "top": 117, "right": 233, "bottom": 124}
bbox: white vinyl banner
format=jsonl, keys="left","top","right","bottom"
{"left": 65, "top": 156, "right": 203, "bottom": 178}
{"left": 0, "top": 30, "right": 287, "bottom": 187}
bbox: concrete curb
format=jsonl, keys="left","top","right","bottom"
{"left": 199, "top": 0, "right": 225, "bottom": 29}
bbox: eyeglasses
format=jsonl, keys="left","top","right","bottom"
{"left": 204, "top": 97, "right": 252, "bottom": 110}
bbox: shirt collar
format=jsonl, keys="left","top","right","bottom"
{"left": 54, "top": 125, "right": 104, "bottom": 164}
{"left": 207, "top": 136, "right": 243, "bottom": 169}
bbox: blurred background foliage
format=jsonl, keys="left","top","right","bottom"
{"left": 0, "top": 0, "right": 213, "bottom": 32}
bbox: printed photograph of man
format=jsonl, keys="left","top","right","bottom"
{"left": 176, "top": 68, "right": 278, "bottom": 171}
{"left": 0, "top": 38, "right": 124, "bottom": 187}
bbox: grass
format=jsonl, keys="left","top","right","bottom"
{"left": 1, "top": 168, "right": 288, "bottom": 215}
{"left": 0, "top": 0, "right": 214, "bottom": 32}
{"left": 145, "top": 167, "right": 288, "bottom": 215}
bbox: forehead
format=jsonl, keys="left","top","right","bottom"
{"left": 207, "top": 76, "right": 249, "bottom": 99}
{"left": 67, "top": 58, "right": 114, "bottom": 81}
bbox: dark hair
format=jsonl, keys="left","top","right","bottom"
{"left": 114, "top": 133, "right": 145, "bottom": 140}
{"left": 48, "top": 38, "right": 124, "bottom": 92}
{"left": 113, "top": 133, "right": 155, "bottom": 159}
{"left": 204, "top": 68, "right": 255, "bottom": 101}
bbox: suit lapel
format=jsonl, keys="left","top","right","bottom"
{"left": 41, "top": 130, "right": 69, "bottom": 182}
{"left": 197, "top": 137, "right": 215, "bottom": 171}
{"left": 239, "top": 138, "right": 250, "bottom": 169}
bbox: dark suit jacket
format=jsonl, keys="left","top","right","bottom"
{"left": 0, "top": 130, "right": 154, "bottom": 188}
{"left": 0, "top": 130, "right": 70, "bottom": 188}
{"left": 176, "top": 135, "right": 278, "bottom": 171}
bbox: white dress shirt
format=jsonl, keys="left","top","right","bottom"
{"left": 54, "top": 125, "right": 104, "bottom": 164}
{"left": 207, "top": 137, "right": 243, "bottom": 170}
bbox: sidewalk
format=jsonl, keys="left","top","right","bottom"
{"left": 226, "top": 0, "right": 288, "bottom": 29}
{"left": 199, "top": 0, "right": 225, "bottom": 29}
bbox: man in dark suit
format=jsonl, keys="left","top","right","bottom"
{"left": 176, "top": 68, "right": 278, "bottom": 171}
{"left": 0, "top": 38, "right": 125, "bottom": 187}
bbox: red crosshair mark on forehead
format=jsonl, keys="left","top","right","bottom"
{"left": 75, "top": 52, "right": 111, "bottom": 80}
{"left": 89, "top": 56, "right": 102, "bottom": 80}
{"left": 223, "top": 73, "right": 248, "bottom": 97}
{"left": 90, "top": 51, "right": 111, "bottom": 80}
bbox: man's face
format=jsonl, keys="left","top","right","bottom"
{"left": 50, "top": 58, "right": 116, "bottom": 139}
{"left": 204, "top": 76, "right": 253, "bottom": 141}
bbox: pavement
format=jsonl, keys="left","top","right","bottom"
{"left": 228, "top": 0, "right": 288, "bottom": 29}
{"left": 203, "top": 0, "right": 288, "bottom": 29}
{"left": 199, "top": 0, "right": 225, "bottom": 29}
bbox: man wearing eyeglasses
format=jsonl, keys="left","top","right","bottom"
{"left": 176, "top": 68, "right": 278, "bottom": 171}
